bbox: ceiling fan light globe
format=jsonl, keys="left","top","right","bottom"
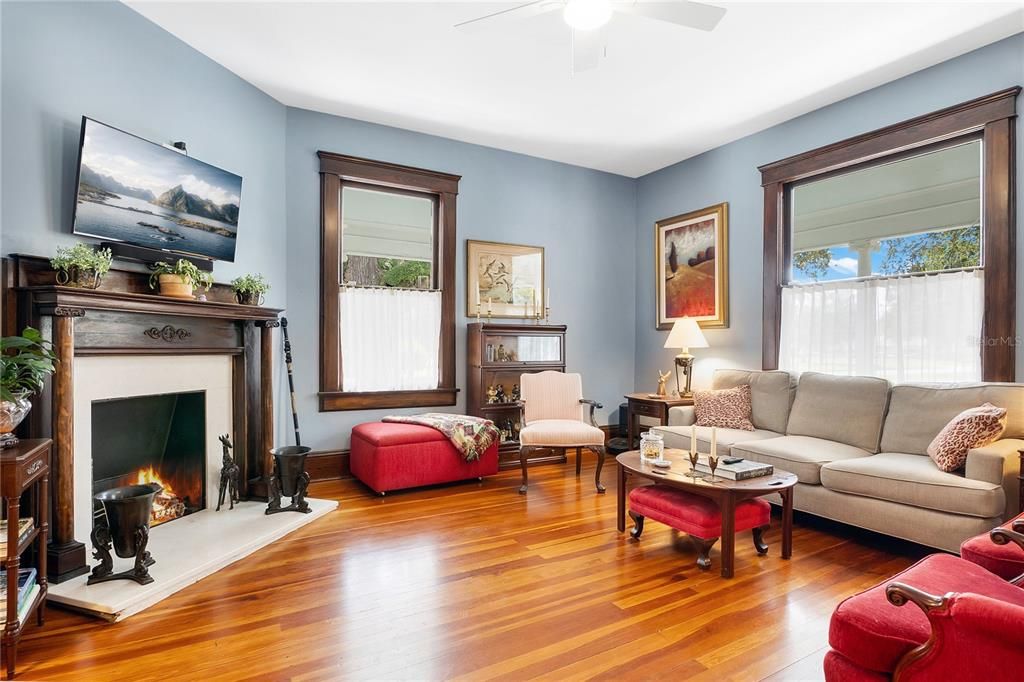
{"left": 563, "top": 0, "right": 612, "bottom": 31}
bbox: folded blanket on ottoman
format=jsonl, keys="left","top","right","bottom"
{"left": 381, "top": 413, "right": 499, "bottom": 461}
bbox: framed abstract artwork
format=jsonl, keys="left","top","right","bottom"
{"left": 466, "top": 240, "right": 545, "bottom": 318}
{"left": 655, "top": 202, "right": 729, "bottom": 329}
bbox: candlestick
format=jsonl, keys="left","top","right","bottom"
{"left": 711, "top": 427, "right": 717, "bottom": 459}
{"left": 487, "top": 297, "right": 492, "bottom": 320}
{"left": 546, "top": 288, "right": 550, "bottom": 309}
{"left": 544, "top": 305, "right": 550, "bottom": 324}
{"left": 690, "top": 424, "right": 696, "bottom": 456}
{"left": 475, "top": 301, "right": 481, "bottom": 321}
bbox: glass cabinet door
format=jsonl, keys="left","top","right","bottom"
{"left": 482, "top": 334, "right": 562, "bottom": 364}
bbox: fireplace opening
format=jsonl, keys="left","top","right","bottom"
{"left": 91, "top": 391, "right": 206, "bottom": 528}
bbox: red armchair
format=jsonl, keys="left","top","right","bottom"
{"left": 826, "top": 529, "right": 1024, "bottom": 681}
{"left": 960, "top": 511, "right": 1024, "bottom": 581}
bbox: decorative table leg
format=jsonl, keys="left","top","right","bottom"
{"left": 781, "top": 488, "right": 794, "bottom": 560}
{"left": 628, "top": 511, "right": 645, "bottom": 539}
{"left": 720, "top": 495, "right": 736, "bottom": 578}
{"left": 617, "top": 464, "right": 627, "bottom": 532}
{"left": 752, "top": 525, "right": 770, "bottom": 555}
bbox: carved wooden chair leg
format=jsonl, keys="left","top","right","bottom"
{"left": 629, "top": 511, "right": 645, "bottom": 539}
{"left": 519, "top": 446, "right": 530, "bottom": 494}
{"left": 575, "top": 447, "right": 582, "bottom": 476}
{"left": 692, "top": 536, "right": 719, "bottom": 570}
{"left": 592, "top": 445, "right": 607, "bottom": 493}
{"left": 752, "top": 525, "right": 770, "bottom": 555}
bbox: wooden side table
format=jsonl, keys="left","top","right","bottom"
{"left": 624, "top": 393, "right": 693, "bottom": 449}
{"left": 2, "top": 439, "right": 51, "bottom": 680}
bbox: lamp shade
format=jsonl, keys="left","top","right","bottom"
{"left": 664, "top": 318, "right": 708, "bottom": 350}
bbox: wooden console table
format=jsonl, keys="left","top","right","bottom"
{"left": 2, "top": 439, "right": 50, "bottom": 679}
{"left": 624, "top": 393, "right": 693, "bottom": 449}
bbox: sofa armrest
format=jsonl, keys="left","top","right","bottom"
{"left": 668, "top": 406, "right": 696, "bottom": 426}
{"left": 965, "top": 438, "right": 1024, "bottom": 520}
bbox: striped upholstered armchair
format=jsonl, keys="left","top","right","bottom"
{"left": 518, "top": 371, "right": 606, "bottom": 494}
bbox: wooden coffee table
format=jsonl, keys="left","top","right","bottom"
{"left": 616, "top": 449, "right": 798, "bottom": 578}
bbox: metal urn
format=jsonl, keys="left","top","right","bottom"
{"left": 266, "top": 445, "right": 312, "bottom": 515}
{"left": 88, "top": 483, "right": 160, "bottom": 585}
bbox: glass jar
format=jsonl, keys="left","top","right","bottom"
{"left": 639, "top": 431, "right": 664, "bottom": 462}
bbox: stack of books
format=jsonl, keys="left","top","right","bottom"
{"left": 694, "top": 457, "right": 773, "bottom": 480}
{"left": 0, "top": 567, "right": 39, "bottom": 625}
{"left": 0, "top": 518, "right": 34, "bottom": 554}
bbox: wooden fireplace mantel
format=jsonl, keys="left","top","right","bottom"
{"left": 2, "top": 254, "right": 283, "bottom": 583}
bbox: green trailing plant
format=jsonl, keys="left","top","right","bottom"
{"left": 230, "top": 273, "right": 271, "bottom": 296}
{"left": 50, "top": 244, "right": 113, "bottom": 287}
{"left": 1, "top": 327, "right": 57, "bottom": 402}
{"left": 149, "top": 259, "right": 214, "bottom": 291}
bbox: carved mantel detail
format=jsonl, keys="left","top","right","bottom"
{"left": 52, "top": 306, "right": 85, "bottom": 318}
{"left": 144, "top": 325, "right": 192, "bottom": 342}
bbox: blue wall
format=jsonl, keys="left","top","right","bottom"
{"left": 0, "top": 1, "right": 288, "bottom": 300}
{"left": 285, "top": 108, "right": 637, "bottom": 449}
{"left": 634, "top": 33, "right": 1024, "bottom": 390}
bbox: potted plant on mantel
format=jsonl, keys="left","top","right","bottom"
{"left": 149, "top": 259, "right": 213, "bottom": 300}
{"left": 0, "top": 327, "right": 57, "bottom": 448}
{"left": 230, "top": 273, "right": 270, "bottom": 306}
{"left": 50, "top": 243, "right": 113, "bottom": 289}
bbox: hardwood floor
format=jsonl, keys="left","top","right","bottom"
{"left": 19, "top": 459, "right": 927, "bottom": 681}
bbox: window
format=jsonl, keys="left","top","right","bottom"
{"left": 318, "top": 152, "right": 460, "bottom": 411}
{"left": 760, "top": 88, "right": 1019, "bottom": 382}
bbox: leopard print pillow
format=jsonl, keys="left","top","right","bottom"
{"left": 926, "top": 403, "right": 1007, "bottom": 472}
{"left": 693, "top": 385, "right": 755, "bottom": 431}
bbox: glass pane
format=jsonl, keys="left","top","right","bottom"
{"left": 482, "top": 335, "right": 562, "bottom": 363}
{"left": 341, "top": 185, "right": 435, "bottom": 288}
{"left": 790, "top": 140, "right": 981, "bottom": 283}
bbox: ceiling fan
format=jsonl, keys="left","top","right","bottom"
{"left": 454, "top": 0, "right": 727, "bottom": 74}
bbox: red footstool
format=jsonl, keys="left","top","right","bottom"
{"left": 350, "top": 422, "right": 499, "bottom": 495}
{"left": 628, "top": 485, "right": 771, "bottom": 571}
{"left": 960, "top": 511, "right": 1024, "bottom": 581}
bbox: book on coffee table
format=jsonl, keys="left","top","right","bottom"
{"left": 694, "top": 458, "right": 773, "bottom": 480}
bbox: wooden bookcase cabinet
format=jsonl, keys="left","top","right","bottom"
{"left": 467, "top": 323, "right": 567, "bottom": 470}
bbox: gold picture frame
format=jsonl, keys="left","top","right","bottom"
{"left": 466, "top": 240, "right": 545, "bottom": 318}
{"left": 655, "top": 202, "right": 729, "bottom": 330}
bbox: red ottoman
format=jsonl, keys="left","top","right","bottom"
{"left": 960, "top": 512, "right": 1024, "bottom": 581}
{"left": 350, "top": 422, "right": 499, "bottom": 495}
{"left": 628, "top": 485, "right": 771, "bottom": 571}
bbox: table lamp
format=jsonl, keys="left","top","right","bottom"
{"left": 663, "top": 318, "right": 708, "bottom": 398}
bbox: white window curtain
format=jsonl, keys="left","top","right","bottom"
{"left": 340, "top": 287, "right": 441, "bottom": 392}
{"left": 778, "top": 269, "right": 983, "bottom": 383}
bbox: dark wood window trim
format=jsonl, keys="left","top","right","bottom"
{"left": 758, "top": 87, "right": 1020, "bottom": 381}
{"left": 318, "top": 151, "right": 461, "bottom": 411}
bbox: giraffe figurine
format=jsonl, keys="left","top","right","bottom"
{"left": 656, "top": 370, "right": 671, "bottom": 397}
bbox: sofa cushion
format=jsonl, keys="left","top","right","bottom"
{"left": 731, "top": 435, "right": 871, "bottom": 485}
{"left": 652, "top": 425, "right": 779, "bottom": 454}
{"left": 927, "top": 403, "right": 1007, "bottom": 472}
{"left": 829, "top": 553, "right": 1024, "bottom": 674}
{"left": 786, "top": 372, "right": 890, "bottom": 452}
{"left": 820, "top": 452, "right": 1005, "bottom": 518}
{"left": 712, "top": 369, "right": 796, "bottom": 434}
{"left": 694, "top": 385, "right": 754, "bottom": 431}
{"left": 960, "top": 511, "right": 1024, "bottom": 581}
{"left": 881, "top": 383, "right": 1024, "bottom": 455}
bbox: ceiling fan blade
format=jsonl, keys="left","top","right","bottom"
{"left": 614, "top": 0, "right": 726, "bottom": 31}
{"left": 571, "top": 27, "right": 606, "bottom": 75}
{"left": 454, "top": 1, "right": 562, "bottom": 31}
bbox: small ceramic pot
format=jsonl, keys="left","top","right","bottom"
{"left": 235, "top": 291, "right": 264, "bottom": 306}
{"left": 56, "top": 267, "right": 101, "bottom": 289}
{"left": 158, "top": 274, "right": 194, "bottom": 299}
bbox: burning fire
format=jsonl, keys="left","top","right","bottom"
{"left": 133, "top": 466, "right": 186, "bottom": 526}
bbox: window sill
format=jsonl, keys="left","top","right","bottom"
{"left": 318, "top": 387, "right": 459, "bottom": 412}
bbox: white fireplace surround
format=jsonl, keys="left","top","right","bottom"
{"left": 72, "top": 354, "right": 233, "bottom": 538}
{"left": 48, "top": 354, "right": 335, "bottom": 621}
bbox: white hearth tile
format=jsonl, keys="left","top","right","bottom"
{"left": 48, "top": 498, "right": 337, "bottom": 622}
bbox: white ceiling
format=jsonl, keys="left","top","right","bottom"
{"left": 126, "top": 1, "right": 1024, "bottom": 177}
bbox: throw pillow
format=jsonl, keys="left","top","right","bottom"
{"left": 693, "top": 385, "right": 755, "bottom": 431}
{"left": 927, "top": 403, "right": 1007, "bottom": 472}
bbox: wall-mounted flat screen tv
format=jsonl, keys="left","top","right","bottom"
{"left": 72, "top": 117, "right": 242, "bottom": 262}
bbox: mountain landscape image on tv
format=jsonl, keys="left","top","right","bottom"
{"left": 73, "top": 118, "right": 242, "bottom": 261}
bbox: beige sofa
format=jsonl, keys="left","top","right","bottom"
{"left": 651, "top": 369, "right": 1024, "bottom": 553}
